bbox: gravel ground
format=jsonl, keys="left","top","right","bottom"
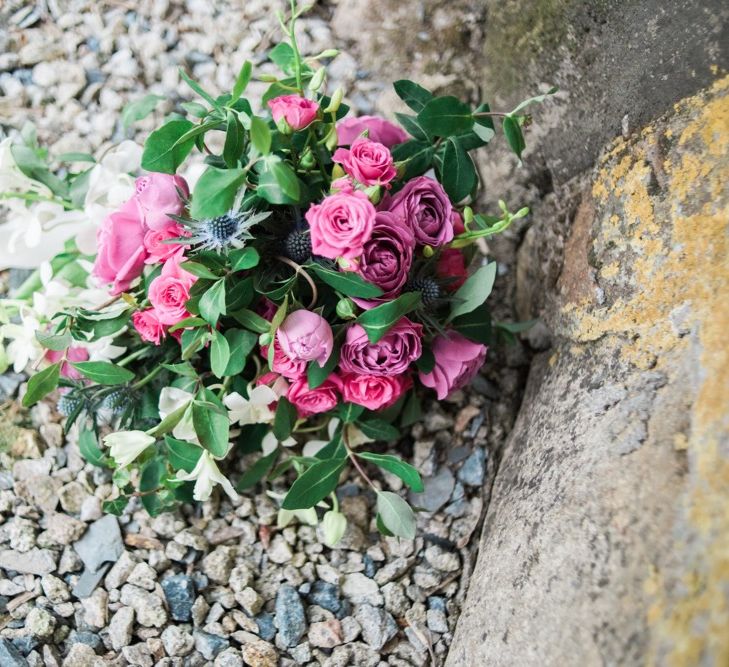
{"left": 0, "top": 2, "right": 529, "bottom": 665}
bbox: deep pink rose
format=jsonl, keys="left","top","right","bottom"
{"left": 305, "top": 190, "right": 376, "bottom": 260}
{"left": 134, "top": 173, "right": 188, "bottom": 231}
{"left": 356, "top": 211, "right": 414, "bottom": 300}
{"left": 385, "top": 176, "right": 454, "bottom": 247}
{"left": 45, "top": 347, "right": 89, "bottom": 380}
{"left": 287, "top": 375, "right": 342, "bottom": 417}
{"left": 93, "top": 199, "right": 147, "bottom": 295}
{"left": 267, "top": 95, "right": 319, "bottom": 131}
{"left": 143, "top": 223, "right": 189, "bottom": 264}
{"left": 256, "top": 298, "right": 278, "bottom": 322}
{"left": 148, "top": 253, "right": 197, "bottom": 326}
{"left": 337, "top": 115, "right": 408, "bottom": 148}
{"left": 132, "top": 309, "right": 166, "bottom": 345}
{"left": 339, "top": 318, "right": 423, "bottom": 377}
{"left": 436, "top": 248, "right": 468, "bottom": 291}
{"left": 419, "top": 332, "right": 487, "bottom": 399}
{"left": 261, "top": 338, "right": 307, "bottom": 380}
{"left": 341, "top": 372, "right": 412, "bottom": 411}
{"left": 276, "top": 309, "right": 333, "bottom": 366}
{"left": 332, "top": 137, "right": 397, "bottom": 187}
{"left": 452, "top": 210, "right": 465, "bottom": 235}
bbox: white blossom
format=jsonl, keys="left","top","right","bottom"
{"left": 0, "top": 308, "right": 43, "bottom": 373}
{"left": 103, "top": 430, "right": 155, "bottom": 467}
{"left": 261, "top": 431, "right": 297, "bottom": 456}
{"left": 158, "top": 387, "right": 197, "bottom": 442}
{"left": 176, "top": 450, "right": 238, "bottom": 502}
{"left": 224, "top": 386, "right": 279, "bottom": 426}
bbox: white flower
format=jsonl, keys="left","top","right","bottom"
{"left": 321, "top": 510, "right": 347, "bottom": 547}
{"left": 261, "top": 431, "right": 297, "bottom": 456}
{"left": 224, "top": 386, "right": 279, "bottom": 426}
{"left": 176, "top": 450, "right": 238, "bottom": 502}
{"left": 159, "top": 387, "right": 197, "bottom": 442}
{"left": 0, "top": 308, "right": 43, "bottom": 373}
{"left": 301, "top": 418, "right": 373, "bottom": 457}
{"left": 84, "top": 336, "right": 126, "bottom": 363}
{"left": 104, "top": 430, "right": 155, "bottom": 467}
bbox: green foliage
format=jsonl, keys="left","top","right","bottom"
{"left": 141, "top": 119, "right": 196, "bottom": 173}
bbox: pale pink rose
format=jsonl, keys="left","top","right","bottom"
{"left": 332, "top": 137, "right": 397, "bottom": 187}
{"left": 267, "top": 95, "right": 319, "bottom": 131}
{"left": 418, "top": 332, "right": 487, "bottom": 399}
{"left": 261, "top": 339, "right": 307, "bottom": 380}
{"left": 134, "top": 173, "right": 189, "bottom": 231}
{"left": 287, "top": 375, "right": 342, "bottom": 417}
{"left": 132, "top": 309, "right": 166, "bottom": 345}
{"left": 276, "top": 310, "right": 333, "bottom": 366}
{"left": 93, "top": 198, "right": 148, "bottom": 295}
{"left": 341, "top": 372, "right": 412, "bottom": 411}
{"left": 337, "top": 115, "right": 408, "bottom": 148}
{"left": 305, "top": 190, "right": 376, "bottom": 260}
{"left": 148, "top": 253, "right": 197, "bottom": 326}
{"left": 45, "top": 347, "right": 89, "bottom": 380}
{"left": 143, "top": 223, "right": 189, "bottom": 264}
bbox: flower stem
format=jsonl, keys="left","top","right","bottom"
{"left": 289, "top": 0, "right": 304, "bottom": 94}
{"left": 0, "top": 191, "right": 74, "bottom": 210}
{"left": 343, "top": 425, "right": 376, "bottom": 490}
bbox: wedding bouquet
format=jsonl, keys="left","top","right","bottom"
{"left": 0, "top": 4, "right": 550, "bottom": 543}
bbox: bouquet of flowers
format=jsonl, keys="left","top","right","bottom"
{"left": 0, "top": 4, "right": 550, "bottom": 543}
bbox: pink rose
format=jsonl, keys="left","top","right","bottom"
{"left": 452, "top": 210, "right": 465, "bottom": 235}
{"left": 93, "top": 199, "right": 148, "bottom": 295}
{"left": 436, "top": 248, "right": 468, "bottom": 291}
{"left": 385, "top": 175, "right": 454, "bottom": 247}
{"left": 339, "top": 318, "right": 423, "bottom": 377}
{"left": 276, "top": 309, "right": 333, "bottom": 366}
{"left": 267, "top": 95, "right": 319, "bottom": 131}
{"left": 261, "top": 338, "right": 307, "bottom": 380}
{"left": 132, "top": 309, "right": 166, "bottom": 345}
{"left": 45, "top": 347, "right": 89, "bottom": 380}
{"left": 134, "top": 173, "right": 189, "bottom": 231}
{"left": 331, "top": 176, "right": 355, "bottom": 194}
{"left": 305, "top": 190, "right": 376, "bottom": 260}
{"left": 148, "top": 253, "right": 197, "bottom": 326}
{"left": 419, "top": 332, "right": 487, "bottom": 399}
{"left": 287, "top": 375, "right": 342, "bottom": 417}
{"left": 143, "top": 223, "right": 189, "bottom": 264}
{"left": 256, "top": 298, "right": 278, "bottom": 322}
{"left": 337, "top": 115, "right": 408, "bottom": 148}
{"left": 332, "top": 137, "right": 397, "bottom": 187}
{"left": 341, "top": 372, "right": 412, "bottom": 411}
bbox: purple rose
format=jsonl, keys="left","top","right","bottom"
{"left": 276, "top": 309, "right": 334, "bottom": 366}
{"left": 385, "top": 176, "right": 454, "bottom": 247}
{"left": 356, "top": 211, "right": 414, "bottom": 300}
{"left": 418, "top": 331, "right": 487, "bottom": 399}
{"left": 339, "top": 318, "right": 423, "bottom": 377}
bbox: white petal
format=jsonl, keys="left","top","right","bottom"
{"left": 249, "top": 385, "right": 278, "bottom": 406}
{"left": 261, "top": 432, "right": 279, "bottom": 456}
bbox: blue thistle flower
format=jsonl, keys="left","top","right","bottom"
{"left": 186, "top": 208, "right": 270, "bottom": 252}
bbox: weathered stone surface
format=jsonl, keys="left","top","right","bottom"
{"left": 448, "top": 78, "right": 729, "bottom": 666}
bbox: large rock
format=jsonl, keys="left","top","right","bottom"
{"left": 448, "top": 78, "right": 729, "bottom": 665}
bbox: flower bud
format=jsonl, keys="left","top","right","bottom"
{"left": 299, "top": 149, "right": 315, "bottom": 169}
{"left": 275, "top": 116, "right": 293, "bottom": 135}
{"left": 324, "top": 88, "right": 344, "bottom": 114}
{"left": 259, "top": 332, "right": 272, "bottom": 347}
{"left": 316, "top": 48, "right": 339, "bottom": 59}
{"left": 331, "top": 163, "right": 345, "bottom": 180}
{"left": 364, "top": 185, "right": 382, "bottom": 205}
{"left": 422, "top": 245, "right": 435, "bottom": 258}
{"left": 308, "top": 67, "right": 326, "bottom": 92}
{"left": 325, "top": 130, "right": 339, "bottom": 151}
{"left": 258, "top": 74, "right": 279, "bottom": 82}
{"left": 321, "top": 510, "right": 347, "bottom": 547}
{"left": 336, "top": 298, "right": 357, "bottom": 320}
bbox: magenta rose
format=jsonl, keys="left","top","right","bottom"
{"left": 276, "top": 309, "right": 334, "bottom": 366}
{"left": 436, "top": 248, "right": 468, "bottom": 291}
{"left": 93, "top": 198, "right": 148, "bottom": 295}
{"left": 385, "top": 175, "right": 454, "bottom": 247}
{"left": 143, "top": 223, "right": 189, "bottom": 264}
{"left": 341, "top": 372, "right": 412, "bottom": 411}
{"left": 261, "top": 339, "right": 307, "bottom": 380}
{"left": 337, "top": 115, "right": 408, "bottom": 148}
{"left": 134, "top": 173, "right": 188, "bottom": 231}
{"left": 419, "top": 332, "right": 487, "bottom": 399}
{"left": 305, "top": 190, "right": 376, "bottom": 260}
{"left": 287, "top": 375, "right": 342, "bottom": 417}
{"left": 267, "top": 95, "right": 319, "bottom": 131}
{"left": 339, "top": 318, "right": 423, "bottom": 377}
{"left": 148, "top": 253, "right": 197, "bottom": 326}
{"left": 332, "top": 137, "right": 397, "bottom": 187}
{"left": 356, "top": 211, "right": 414, "bottom": 300}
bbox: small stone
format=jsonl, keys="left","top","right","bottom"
{"left": 424, "top": 545, "right": 460, "bottom": 572}
{"left": 241, "top": 638, "right": 277, "bottom": 667}
{"left": 79, "top": 497, "right": 102, "bottom": 523}
{"left": 108, "top": 606, "right": 134, "bottom": 651}
{"left": 426, "top": 608, "right": 448, "bottom": 633}
{"left": 9, "top": 518, "right": 36, "bottom": 552}
{"left": 267, "top": 535, "right": 293, "bottom": 564}
{"left": 229, "top": 564, "right": 253, "bottom": 592}
{"left": 120, "top": 584, "right": 167, "bottom": 627}
{"left": 161, "top": 626, "right": 195, "bottom": 657}
{"left": 214, "top": 647, "right": 244, "bottom": 667}
{"left": 289, "top": 642, "right": 312, "bottom": 663}
{"left": 121, "top": 643, "right": 152, "bottom": 667}
{"left": 305, "top": 580, "right": 341, "bottom": 614}
{"left": 408, "top": 467, "right": 455, "bottom": 513}
{"left": 104, "top": 551, "right": 136, "bottom": 590}
{"left": 374, "top": 557, "right": 411, "bottom": 585}
{"left": 0, "top": 548, "right": 56, "bottom": 575}
{"left": 81, "top": 588, "right": 108, "bottom": 628}
{"left": 58, "top": 482, "right": 89, "bottom": 514}
{"left": 194, "top": 630, "right": 229, "bottom": 660}
{"left": 457, "top": 448, "right": 486, "bottom": 486}
{"left": 62, "top": 643, "right": 97, "bottom": 667}
{"left": 73, "top": 515, "right": 124, "bottom": 573}
{"left": 424, "top": 411, "right": 454, "bottom": 432}
{"left": 355, "top": 604, "right": 398, "bottom": 650}
{"left": 308, "top": 619, "right": 344, "bottom": 648}
{"left": 67, "top": 630, "right": 102, "bottom": 653}
{"left": 341, "top": 573, "right": 383, "bottom": 606}
{"left": 0, "top": 638, "right": 26, "bottom": 667}
{"left": 202, "top": 547, "right": 235, "bottom": 584}
{"left": 340, "top": 616, "right": 361, "bottom": 643}
{"left": 161, "top": 574, "right": 196, "bottom": 622}
{"left": 127, "top": 562, "right": 157, "bottom": 591}
{"left": 235, "top": 587, "right": 263, "bottom": 616}
{"left": 40, "top": 574, "right": 69, "bottom": 604}
{"left": 255, "top": 612, "right": 276, "bottom": 641}
{"left": 192, "top": 596, "right": 210, "bottom": 626}
{"left": 274, "top": 584, "right": 307, "bottom": 648}
{"left": 46, "top": 512, "right": 86, "bottom": 545}
{"left": 25, "top": 608, "right": 56, "bottom": 640}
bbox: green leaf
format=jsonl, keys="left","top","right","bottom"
{"left": 448, "top": 262, "right": 497, "bottom": 322}
{"left": 179, "top": 261, "right": 220, "bottom": 280}
{"left": 179, "top": 68, "right": 222, "bottom": 110}
{"left": 418, "top": 96, "right": 473, "bottom": 137}
{"left": 307, "top": 347, "right": 339, "bottom": 390}
{"left": 231, "top": 60, "right": 253, "bottom": 102}
{"left": 357, "top": 292, "right": 421, "bottom": 343}
{"left": 509, "top": 86, "right": 558, "bottom": 115}
{"left": 231, "top": 308, "right": 270, "bottom": 334}
{"left": 250, "top": 116, "right": 272, "bottom": 155}
{"left": 168, "top": 316, "right": 207, "bottom": 333}
{"left": 70, "top": 361, "right": 134, "bottom": 386}
{"left": 391, "top": 140, "right": 435, "bottom": 180}
{"left": 282, "top": 458, "right": 347, "bottom": 510}
{"left": 256, "top": 156, "right": 301, "bottom": 204}
{"left": 356, "top": 419, "right": 400, "bottom": 443}
{"left": 394, "top": 113, "right": 431, "bottom": 142}
{"left": 223, "top": 111, "right": 244, "bottom": 168}
{"left": 358, "top": 452, "right": 423, "bottom": 492}
{"left": 165, "top": 436, "right": 202, "bottom": 473}
{"left": 273, "top": 396, "right": 297, "bottom": 441}
{"left": 78, "top": 428, "right": 106, "bottom": 467}
{"left": 502, "top": 115, "right": 526, "bottom": 159}
{"left": 496, "top": 318, "right": 537, "bottom": 333}
{"left": 199, "top": 278, "right": 227, "bottom": 326}
{"left": 223, "top": 328, "right": 257, "bottom": 376}
{"left": 141, "top": 119, "right": 196, "bottom": 174}
{"left": 230, "top": 247, "right": 260, "bottom": 271}
{"left": 161, "top": 361, "right": 198, "bottom": 377}
{"left": 451, "top": 303, "right": 493, "bottom": 345}
{"left": 192, "top": 389, "right": 230, "bottom": 457}
{"left": 35, "top": 330, "right": 71, "bottom": 352}
{"left": 10, "top": 145, "right": 68, "bottom": 197}
{"left": 314, "top": 427, "right": 345, "bottom": 460}
{"left": 148, "top": 401, "right": 190, "bottom": 438}
{"left": 269, "top": 42, "right": 296, "bottom": 73}
{"left": 393, "top": 79, "right": 433, "bottom": 113}
{"left": 180, "top": 327, "right": 210, "bottom": 361}
{"left": 121, "top": 94, "right": 164, "bottom": 130}
{"left": 415, "top": 347, "right": 435, "bottom": 374}
{"left": 190, "top": 166, "right": 246, "bottom": 219}
{"left": 181, "top": 101, "right": 208, "bottom": 118}
{"left": 56, "top": 151, "right": 95, "bottom": 163}
{"left": 69, "top": 167, "right": 93, "bottom": 208}
{"left": 376, "top": 513, "right": 394, "bottom": 537}
{"left": 308, "top": 263, "right": 383, "bottom": 299}
{"left": 441, "top": 137, "right": 477, "bottom": 203}
{"left": 210, "top": 330, "right": 231, "bottom": 378}
{"left": 338, "top": 403, "right": 364, "bottom": 424}
{"left": 236, "top": 449, "right": 278, "bottom": 491}
{"left": 400, "top": 392, "right": 422, "bottom": 427}
{"left": 139, "top": 458, "right": 165, "bottom": 516}
{"left": 226, "top": 277, "right": 255, "bottom": 311}
{"left": 103, "top": 497, "right": 129, "bottom": 516}
{"left": 376, "top": 491, "right": 416, "bottom": 539}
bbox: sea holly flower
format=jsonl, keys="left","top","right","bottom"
{"left": 267, "top": 95, "right": 319, "bottom": 132}
{"left": 224, "top": 385, "right": 279, "bottom": 426}
{"left": 332, "top": 137, "right": 397, "bottom": 187}
{"left": 276, "top": 310, "right": 334, "bottom": 366}
{"left": 176, "top": 449, "right": 238, "bottom": 502}
{"left": 185, "top": 208, "right": 270, "bottom": 252}
{"left": 103, "top": 431, "right": 155, "bottom": 468}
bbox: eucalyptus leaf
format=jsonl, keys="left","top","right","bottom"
{"left": 358, "top": 452, "right": 423, "bottom": 492}
{"left": 250, "top": 116, "right": 272, "bottom": 155}
{"left": 273, "top": 397, "right": 297, "bottom": 441}
{"left": 418, "top": 96, "right": 473, "bottom": 137}
{"left": 210, "top": 329, "right": 231, "bottom": 378}
{"left": 78, "top": 428, "right": 106, "bottom": 467}
{"left": 141, "top": 119, "right": 196, "bottom": 174}
{"left": 282, "top": 458, "right": 347, "bottom": 510}
{"left": 448, "top": 262, "right": 497, "bottom": 322}
{"left": 376, "top": 491, "right": 416, "bottom": 539}
{"left": 309, "top": 264, "right": 383, "bottom": 299}
{"left": 70, "top": 361, "right": 134, "bottom": 386}
{"left": 190, "top": 167, "right": 246, "bottom": 219}
{"left": 441, "top": 137, "right": 477, "bottom": 203}
{"left": 357, "top": 292, "right": 421, "bottom": 343}
{"left": 192, "top": 389, "right": 230, "bottom": 457}
{"left": 199, "top": 279, "right": 227, "bottom": 326}
{"left": 502, "top": 115, "right": 526, "bottom": 159}
{"left": 223, "top": 328, "right": 257, "bottom": 376}
{"left": 231, "top": 60, "right": 253, "bottom": 102}
{"left": 165, "top": 436, "right": 202, "bottom": 473}
{"left": 393, "top": 79, "right": 433, "bottom": 113}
